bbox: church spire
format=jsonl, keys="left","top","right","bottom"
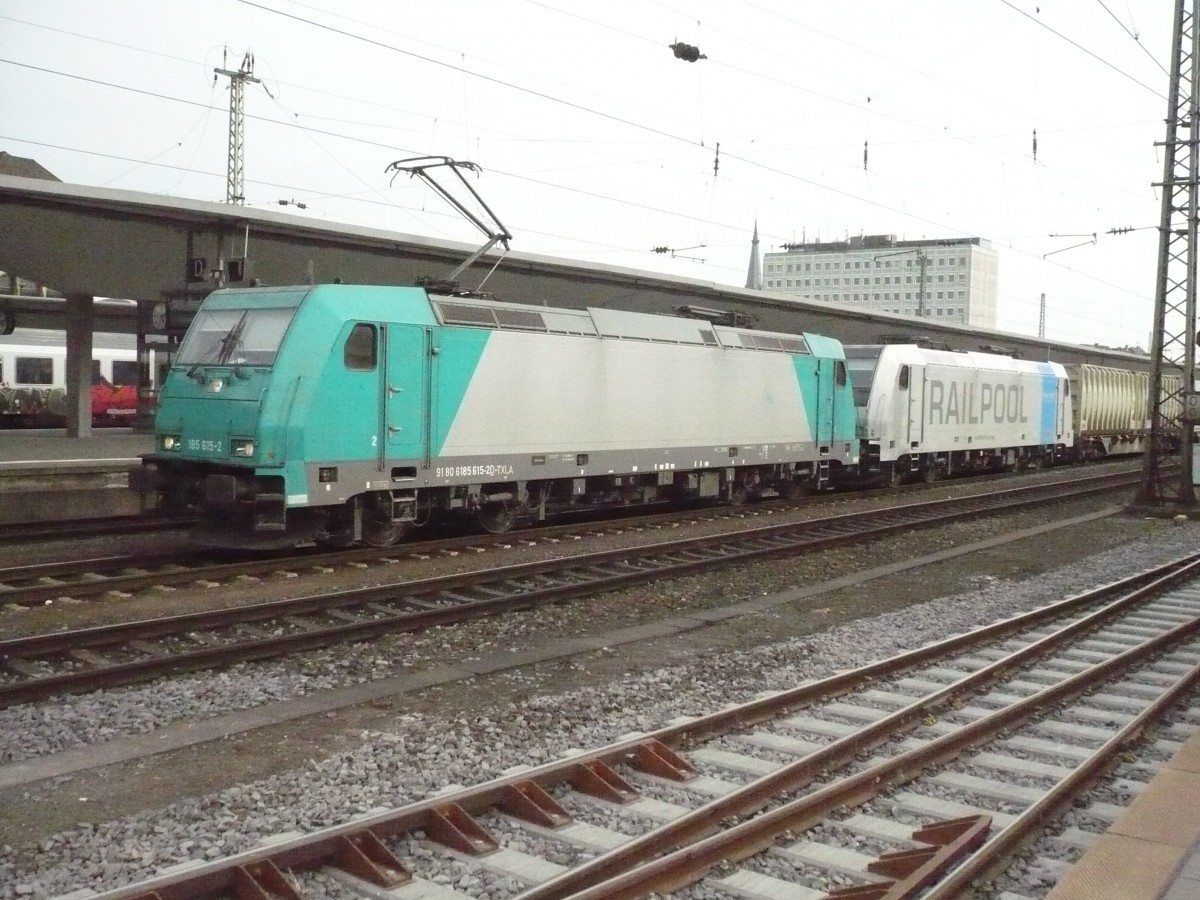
{"left": 745, "top": 220, "right": 762, "bottom": 290}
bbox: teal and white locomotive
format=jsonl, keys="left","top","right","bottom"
{"left": 130, "top": 285, "right": 858, "bottom": 547}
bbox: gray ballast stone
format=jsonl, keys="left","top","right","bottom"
{"left": 1052, "top": 826, "right": 1101, "bottom": 850}
{"left": 11, "top": 523, "right": 1200, "bottom": 900}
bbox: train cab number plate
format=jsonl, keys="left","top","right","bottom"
{"left": 187, "top": 439, "right": 224, "bottom": 452}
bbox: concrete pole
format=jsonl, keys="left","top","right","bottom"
{"left": 64, "top": 294, "right": 93, "bottom": 438}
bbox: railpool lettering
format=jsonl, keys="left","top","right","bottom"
{"left": 435, "top": 463, "right": 516, "bottom": 479}
{"left": 927, "top": 380, "right": 1029, "bottom": 426}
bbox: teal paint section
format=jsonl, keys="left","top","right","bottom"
{"left": 793, "top": 355, "right": 825, "bottom": 443}
{"left": 386, "top": 325, "right": 430, "bottom": 459}
{"left": 283, "top": 287, "right": 437, "bottom": 468}
{"left": 790, "top": 332, "right": 856, "bottom": 447}
{"left": 157, "top": 284, "right": 446, "bottom": 506}
{"left": 802, "top": 332, "right": 846, "bottom": 360}
{"left": 431, "top": 326, "right": 491, "bottom": 455}
{"left": 203, "top": 286, "right": 313, "bottom": 311}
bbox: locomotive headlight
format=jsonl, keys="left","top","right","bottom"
{"left": 206, "top": 377, "right": 225, "bottom": 394}
{"left": 231, "top": 439, "right": 255, "bottom": 458}
{"left": 161, "top": 434, "right": 182, "bottom": 451}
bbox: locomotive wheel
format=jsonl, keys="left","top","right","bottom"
{"left": 363, "top": 517, "right": 406, "bottom": 547}
{"left": 362, "top": 493, "right": 408, "bottom": 547}
{"left": 781, "top": 479, "right": 811, "bottom": 500}
{"left": 477, "top": 501, "right": 515, "bottom": 534}
{"left": 883, "top": 464, "right": 905, "bottom": 488}
{"left": 920, "top": 463, "right": 942, "bottom": 484}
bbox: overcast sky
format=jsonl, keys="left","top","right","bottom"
{"left": 0, "top": 0, "right": 1177, "bottom": 349}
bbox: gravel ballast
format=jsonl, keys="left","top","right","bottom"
{"left": 0, "top": 514, "right": 1197, "bottom": 898}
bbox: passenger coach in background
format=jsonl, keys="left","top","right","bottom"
{"left": 130, "top": 284, "right": 858, "bottom": 548}
{"left": 0, "top": 331, "right": 158, "bottom": 428}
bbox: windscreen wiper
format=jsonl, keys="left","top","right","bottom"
{"left": 216, "top": 310, "right": 249, "bottom": 365}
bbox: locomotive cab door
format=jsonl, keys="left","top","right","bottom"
{"left": 383, "top": 324, "right": 431, "bottom": 466}
{"left": 814, "top": 359, "right": 835, "bottom": 449}
{"left": 904, "top": 365, "right": 925, "bottom": 448}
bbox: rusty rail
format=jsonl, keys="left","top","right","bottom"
{"left": 73, "top": 552, "right": 1200, "bottom": 900}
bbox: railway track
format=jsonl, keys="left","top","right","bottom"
{"left": 0, "top": 513, "right": 193, "bottom": 544}
{"left": 0, "top": 467, "right": 1139, "bottom": 609}
{"left": 73, "top": 551, "right": 1200, "bottom": 900}
{"left": 0, "top": 469, "right": 1138, "bottom": 707}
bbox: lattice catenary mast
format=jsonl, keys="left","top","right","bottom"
{"left": 214, "top": 51, "right": 260, "bottom": 205}
{"left": 1138, "top": 0, "right": 1199, "bottom": 510}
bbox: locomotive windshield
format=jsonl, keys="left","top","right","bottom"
{"left": 177, "top": 305, "right": 298, "bottom": 368}
{"left": 843, "top": 350, "right": 882, "bottom": 408}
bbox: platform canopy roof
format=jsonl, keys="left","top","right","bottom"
{"left": 0, "top": 173, "right": 1147, "bottom": 369}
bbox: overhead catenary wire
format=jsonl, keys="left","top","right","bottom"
{"left": 0, "top": 48, "right": 1159, "bottom": 342}
{"left": 0, "top": 4, "right": 1168, "bottom": 346}
{"left": 0, "top": 51, "right": 1154, "bottom": 270}
{"left": 996, "top": 0, "right": 1167, "bottom": 99}
{"left": 1094, "top": 0, "right": 1169, "bottom": 77}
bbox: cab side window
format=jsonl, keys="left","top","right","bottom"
{"left": 344, "top": 324, "right": 377, "bottom": 371}
{"left": 898, "top": 365, "right": 910, "bottom": 390}
{"left": 835, "top": 360, "right": 847, "bottom": 387}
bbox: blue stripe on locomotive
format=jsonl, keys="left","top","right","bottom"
{"left": 1037, "top": 362, "right": 1059, "bottom": 444}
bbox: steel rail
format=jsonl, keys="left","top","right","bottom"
{"left": 922, "top": 657, "right": 1200, "bottom": 897}
{"left": 550, "top": 596, "right": 1200, "bottom": 898}
{"left": 0, "top": 514, "right": 193, "bottom": 544}
{"left": 0, "top": 468, "right": 1136, "bottom": 606}
{"left": 72, "top": 552, "right": 1200, "bottom": 900}
{"left": 0, "top": 474, "right": 1139, "bottom": 706}
{"left": 516, "top": 556, "right": 1200, "bottom": 899}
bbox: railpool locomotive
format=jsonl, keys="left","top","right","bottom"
{"left": 843, "top": 344, "right": 1075, "bottom": 484}
{"left": 130, "top": 284, "right": 857, "bottom": 547}
{"left": 842, "top": 345, "right": 1174, "bottom": 485}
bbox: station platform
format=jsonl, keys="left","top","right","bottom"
{"left": 0, "top": 430, "right": 153, "bottom": 524}
{"left": 1046, "top": 727, "right": 1200, "bottom": 900}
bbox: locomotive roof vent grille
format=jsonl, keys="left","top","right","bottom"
{"left": 493, "top": 308, "right": 548, "bottom": 331}
{"left": 700, "top": 330, "right": 718, "bottom": 346}
{"left": 435, "top": 301, "right": 497, "bottom": 327}
{"left": 731, "top": 332, "right": 810, "bottom": 355}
